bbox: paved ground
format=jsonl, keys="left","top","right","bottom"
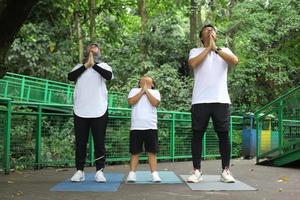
{"left": 1, "top": 159, "right": 300, "bottom": 200}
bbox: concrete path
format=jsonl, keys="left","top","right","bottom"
{"left": 1, "top": 159, "right": 300, "bottom": 200}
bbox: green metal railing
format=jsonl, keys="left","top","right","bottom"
{"left": 0, "top": 72, "right": 128, "bottom": 108}
{"left": 254, "top": 85, "right": 300, "bottom": 165}
{"left": 0, "top": 98, "right": 243, "bottom": 174}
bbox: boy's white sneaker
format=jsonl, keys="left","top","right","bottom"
{"left": 126, "top": 171, "right": 137, "bottom": 182}
{"left": 95, "top": 170, "right": 107, "bottom": 182}
{"left": 151, "top": 171, "right": 161, "bottom": 182}
{"left": 187, "top": 169, "right": 203, "bottom": 183}
{"left": 70, "top": 170, "right": 85, "bottom": 182}
{"left": 220, "top": 169, "right": 235, "bottom": 183}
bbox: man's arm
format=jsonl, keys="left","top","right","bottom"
{"left": 216, "top": 49, "right": 239, "bottom": 66}
{"left": 188, "top": 48, "right": 210, "bottom": 69}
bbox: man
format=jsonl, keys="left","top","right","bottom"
{"left": 187, "top": 24, "right": 238, "bottom": 183}
{"left": 67, "top": 43, "right": 113, "bottom": 182}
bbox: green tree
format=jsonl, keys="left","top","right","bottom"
{"left": 228, "top": 0, "right": 300, "bottom": 111}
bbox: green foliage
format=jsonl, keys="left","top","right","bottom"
{"left": 232, "top": 130, "right": 242, "bottom": 156}
{"left": 10, "top": 113, "right": 36, "bottom": 169}
{"left": 41, "top": 117, "right": 75, "bottom": 163}
{"left": 3, "top": 0, "right": 300, "bottom": 171}
{"left": 4, "top": 0, "right": 300, "bottom": 113}
{"left": 146, "top": 64, "right": 192, "bottom": 111}
{"left": 228, "top": 0, "right": 300, "bottom": 111}
{"left": 6, "top": 21, "right": 75, "bottom": 82}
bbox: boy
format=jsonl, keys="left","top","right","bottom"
{"left": 126, "top": 76, "right": 161, "bottom": 182}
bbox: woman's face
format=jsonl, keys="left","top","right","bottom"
{"left": 87, "top": 45, "right": 100, "bottom": 54}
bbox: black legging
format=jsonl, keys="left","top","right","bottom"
{"left": 192, "top": 130, "right": 230, "bottom": 170}
{"left": 74, "top": 111, "right": 108, "bottom": 171}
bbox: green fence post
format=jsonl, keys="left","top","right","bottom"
{"left": 255, "top": 117, "right": 261, "bottom": 163}
{"left": 278, "top": 100, "right": 283, "bottom": 154}
{"left": 89, "top": 133, "right": 94, "bottom": 166}
{"left": 35, "top": 105, "right": 42, "bottom": 169}
{"left": 171, "top": 113, "right": 175, "bottom": 162}
{"left": 4, "top": 81, "right": 8, "bottom": 97}
{"left": 26, "top": 86, "right": 31, "bottom": 102}
{"left": 4, "top": 100, "right": 12, "bottom": 175}
{"left": 108, "top": 94, "right": 113, "bottom": 107}
{"left": 48, "top": 90, "right": 52, "bottom": 103}
{"left": 67, "top": 86, "right": 72, "bottom": 104}
{"left": 44, "top": 81, "right": 49, "bottom": 103}
{"left": 202, "top": 133, "right": 206, "bottom": 160}
{"left": 229, "top": 116, "right": 233, "bottom": 158}
{"left": 20, "top": 77, "right": 25, "bottom": 100}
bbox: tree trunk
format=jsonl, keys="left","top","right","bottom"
{"left": 207, "top": 0, "right": 215, "bottom": 22}
{"left": 190, "top": 0, "right": 198, "bottom": 46}
{"left": 225, "top": 0, "right": 238, "bottom": 49}
{"left": 0, "top": 0, "right": 38, "bottom": 77}
{"left": 197, "top": 4, "right": 202, "bottom": 33}
{"left": 138, "top": 0, "right": 148, "bottom": 63}
{"left": 138, "top": 0, "right": 148, "bottom": 33}
{"left": 88, "top": 0, "right": 96, "bottom": 43}
{"left": 75, "top": 0, "right": 83, "bottom": 63}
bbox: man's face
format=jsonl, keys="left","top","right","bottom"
{"left": 201, "top": 26, "right": 216, "bottom": 42}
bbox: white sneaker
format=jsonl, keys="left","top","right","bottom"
{"left": 220, "top": 169, "right": 235, "bottom": 183}
{"left": 70, "top": 170, "right": 85, "bottom": 182}
{"left": 187, "top": 169, "right": 203, "bottom": 183}
{"left": 95, "top": 170, "right": 106, "bottom": 182}
{"left": 151, "top": 171, "right": 161, "bottom": 182}
{"left": 126, "top": 171, "right": 136, "bottom": 182}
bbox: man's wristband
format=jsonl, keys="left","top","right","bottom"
{"left": 215, "top": 47, "right": 222, "bottom": 54}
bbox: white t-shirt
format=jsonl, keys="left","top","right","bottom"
{"left": 128, "top": 88, "right": 161, "bottom": 130}
{"left": 189, "top": 47, "right": 233, "bottom": 105}
{"left": 72, "top": 62, "right": 113, "bottom": 118}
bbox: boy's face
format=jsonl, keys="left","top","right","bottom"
{"left": 140, "top": 76, "right": 153, "bottom": 88}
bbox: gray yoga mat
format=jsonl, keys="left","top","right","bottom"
{"left": 180, "top": 175, "right": 257, "bottom": 191}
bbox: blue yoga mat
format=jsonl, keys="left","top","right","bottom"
{"left": 50, "top": 173, "right": 124, "bottom": 192}
{"left": 126, "top": 171, "right": 182, "bottom": 184}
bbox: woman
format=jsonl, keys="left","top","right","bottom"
{"left": 67, "top": 43, "right": 113, "bottom": 182}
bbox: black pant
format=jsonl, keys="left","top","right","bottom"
{"left": 191, "top": 103, "right": 230, "bottom": 170}
{"left": 74, "top": 111, "right": 108, "bottom": 171}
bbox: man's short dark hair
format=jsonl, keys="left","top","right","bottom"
{"left": 199, "top": 24, "right": 215, "bottom": 38}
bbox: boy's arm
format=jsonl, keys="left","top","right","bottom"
{"left": 128, "top": 89, "right": 144, "bottom": 106}
{"left": 144, "top": 89, "right": 160, "bottom": 107}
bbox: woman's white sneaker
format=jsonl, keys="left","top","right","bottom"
{"left": 187, "top": 169, "right": 203, "bottom": 183}
{"left": 70, "top": 170, "right": 85, "bottom": 182}
{"left": 151, "top": 171, "right": 161, "bottom": 182}
{"left": 95, "top": 170, "right": 107, "bottom": 182}
{"left": 126, "top": 171, "right": 137, "bottom": 182}
{"left": 220, "top": 169, "right": 235, "bottom": 183}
